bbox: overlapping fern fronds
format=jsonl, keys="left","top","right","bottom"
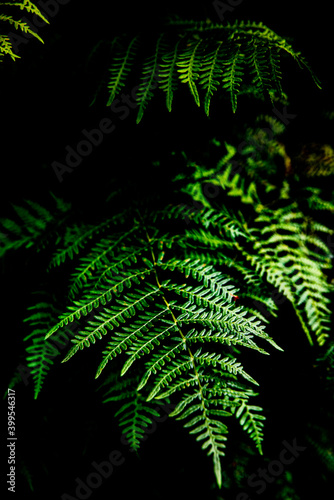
{"left": 172, "top": 122, "right": 334, "bottom": 346}
{"left": 0, "top": 1, "right": 49, "bottom": 61}
{"left": 31, "top": 194, "right": 282, "bottom": 488}
{"left": 105, "top": 18, "right": 320, "bottom": 120}
{"left": 4, "top": 124, "right": 334, "bottom": 486}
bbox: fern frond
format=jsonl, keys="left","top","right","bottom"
{"left": 136, "top": 33, "right": 165, "bottom": 123}
{"left": 268, "top": 47, "right": 283, "bottom": 98}
{"left": 101, "top": 372, "right": 170, "bottom": 451}
{"left": 222, "top": 42, "right": 244, "bottom": 113}
{"left": 48, "top": 207, "right": 133, "bottom": 268}
{"left": 16, "top": 140, "right": 332, "bottom": 487}
{"left": 106, "top": 36, "right": 139, "bottom": 106}
{"left": 158, "top": 38, "right": 181, "bottom": 112}
{"left": 0, "top": 1, "right": 48, "bottom": 23}
{"left": 167, "top": 365, "right": 264, "bottom": 489}
{"left": 174, "top": 132, "right": 333, "bottom": 347}
{"left": 303, "top": 187, "right": 334, "bottom": 212}
{"left": 170, "top": 389, "right": 229, "bottom": 488}
{"left": 67, "top": 227, "right": 141, "bottom": 297}
{"left": 246, "top": 40, "right": 272, "bottom": 100}
{"left": 0, "top": 195, "right": 71, "bottom": 257}
{"left": 105, "top": 19, "right": 319, "bottom": 118}
{"left": 0, "top": 1, "right": 49, "bottom": 60}
{"left": 0, "top": 32, "right": 17, "bottom": 59}
{"left": 23, "top": 298, "right": 69, "bottom": 399}
{"left": 248, "top": 208, "right": 333, "bottom": 345}
{"left": 41, "top": 199, "right": 281, "bottom": 487}
{"left": 115, "top": 394, "right": 161, "bottom": 451}
{"left": 233, "top": 401, "right": 265, "bottom": 453}
{"left": 176, "top": 37, "right": 204, "bottom": 107}
{"left": 0, "top": 14, "right": 42, "bottom": 42}
{"left": 199, "top": 41, "right": 224, "bottom": 116}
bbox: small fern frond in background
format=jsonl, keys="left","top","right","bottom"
{"left": 23, "top": 296, "right": 71, "bottom": 399}
{"left": 0, "top": 193, "right": 71, "bottom": 257}
{"left": 306, "top": 423, "right": 334, "bottom": 473}
{"left": 0, "top": 1, "right": 49, "bottom": 61}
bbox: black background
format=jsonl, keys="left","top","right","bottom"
{"left": 1, "top": 1, "right": 334, "bottom": 499}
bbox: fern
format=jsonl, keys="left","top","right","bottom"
{"left": 176, "top": 37, "right": 204, "bottom": 108}
{"left": 103, "top": 19, "right": 320, "bottom": 120}
{"left": 2, "top": 12, "right": 333, "bottom": 493}
{"left": 200, "top": 41, "right": 224, "bottom": 116}
{"left": 22, "top": 296, "right": 70, "bottom": 399}
{"left": 173, "top": 135, "right": 333, "bottom": 346}
{"left": 0, "top": 1, "right": 49, "bottom": 61}
{"left": 158, "top": 38, "right": 181, "bottom": 112}
{"left": 136, "top": 33, "right": 165, "bottom": 123}
{"left": 247, "top": 207, "right": 333, "bottom": 345}
{"left": 100, "top": 372, "right": 170, "bottom": 451}
{"left": 106, "top": 35, "right": 139, "bottom": 106}
{"left": 5, "top": 138, "right": 334, "bottom": 487}
{"left": 34, "top": 196, "right": 286, "bottom": 487}
{"left": 0, "top": 194, "right": 71, "bottom": 257}
{"left": 221, "top": 42, "right": 244, "bottom": 113}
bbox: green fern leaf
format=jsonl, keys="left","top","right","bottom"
{"left": 0, "top": 196, "right": 70, "bottom": 257}
{"left": 158, "top": 38, "right": 181, "bottom": 112}
{"left": 199, "top": 41, "right": 224, "bottom": 116}
{"left": 135, "top": 33, "right": 164, "bottom": 123}
{"left": 107, "top": 36, "right": 139, "bottom": 106}
{"left": 103, "top": 19, "right": 320, "bottom": 118}
{"left": 0, "top": 1, "right": 49, "bottom": 60}
{"left": 234, "top": 401, "right": 265, "bottom": 453}
{"left": 222, "top": 43, "right": 244, "bottom": 113}
{"left": 176, "top": 38, "right": 204, "bottom": 107}
{"left": 23, "top": 299, "right": 68, "bottom": 399}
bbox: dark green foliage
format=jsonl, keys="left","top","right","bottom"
{"left": 39, "top": 195, "right": 281, "bottom": 487}
{"left": 173, "top": 125, "right": 334, "bottom": 346}
{"left": 104, "top": 19, "right": 320, "bottom": 120}
{"left": 5, "top": 131, "right": 332, "bottom": 485}
{"left": 2, "top": 13, "right": 333, "bottom": 496}
{"left": 0, "top": 194, "right": 70, "bottom": 257}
